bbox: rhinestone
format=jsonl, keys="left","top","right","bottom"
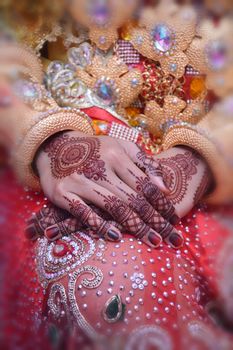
{"left": 151, "top": 24, "right": 174, "bottom": 53}
{"left": 151, "top": 292, "right": 156, "bottom": 299}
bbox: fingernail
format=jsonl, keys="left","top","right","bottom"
{"left": 25, "top": 226, "right": 38, "bottom": 241}
{"left": 170, "top": 214, "right": 180, "bottom": 225}
{"left": 148, "top": 231, "right": 162, "bottom": 247}
{"left": 169, "top": 233, "right": 183, "bottom": 248}
{"left": 45, "top": 227, "right": 61, "bottom": 241}
{"left": 108, "top": 230, "right": 120, "bottom": 241}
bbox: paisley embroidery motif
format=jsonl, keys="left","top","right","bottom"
{"left": 68, "top": 265, "right": 104, "bottom": 339}
{"left": 36, "top": 232, "right": 96, "bottom": 287}
{"left": 47, "top": 283, "right": 69, "bottom": 320}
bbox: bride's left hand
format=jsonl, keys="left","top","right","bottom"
{"left": 26, "top": 143, "right": 211, "bottom": 245}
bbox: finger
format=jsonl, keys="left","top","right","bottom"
{"left": 44, "top": 217, "right": 82, "bottom": 241}
{"left": 119, "top": 140, "right": 169, "bottom": 193}
{"left": 25, "top": 204, "right": 70, "bottom": 240}
{"left": 58, "top": 193, "right": 122, "bottom": 242}
{"left": 135, "top": 151, "right": 170, "bottom": 193}
{"left": 114, "top": 156, "right": 178, "bottom": 223}
{"left": 84, "top": 185, "right": 162, "bottom": 248}
{"left": 110, "top": 178, "right": 182, "bottom": 245}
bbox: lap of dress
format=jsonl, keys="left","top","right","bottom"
{"left": 1, "top": 168, "right": 233, "bottom": 350}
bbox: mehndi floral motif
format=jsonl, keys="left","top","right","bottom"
{"left": 68, "top": 0, "right": 139, "bottom": 51}
{"left": 129, "top": 3, "right": 197, "bottom": 79}
{"left": 76, "top": 54, "right": 143, "bottom": 115}
{"left": 186, "top": 18, "right": 233, "bottom": 98}
{"left": 138, "top": 95, "right": 205, "bottom": 137}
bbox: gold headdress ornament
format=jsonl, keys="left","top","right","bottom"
{"left": 129, "top": 1, "right": 197, "bottom": 79}
{"left": 67, "top": 0, "right": 139, "bottom": 51}
{"left": 186, "top": 18, "right": 233, "bottom": 98}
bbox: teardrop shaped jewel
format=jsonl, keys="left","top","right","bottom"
{"left": 151, "top": 24, "right": 174, "bottom": 53}
{"left": 103, "top": 295, "right": 125, "bottom": 323}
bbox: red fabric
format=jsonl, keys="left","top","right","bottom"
{"left": 1, "top": 166, "right": 233, "bottom": 349}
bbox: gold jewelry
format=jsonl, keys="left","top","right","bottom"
{"left": 0, "top": 43, "right": 43, "bottom": 82}
{"left": 0, "top": 42, "right": 94, "bottom": 189}
{"left": 141, "top": 59, "right": 185, "bottom": 104}
{"left": 67, "top": 0, "right": 139, "bottom": 51}
{"left": 129, "top": 3, "right": 197, "bottom": 78}
{"left": 186, "top": 18, "right": 233, "bottom": 97}
{"left": 76, "top": 54, "right": 143, "bottom": 115}
{"left": 137, "top": 95, "right": 205, "bottom": 137}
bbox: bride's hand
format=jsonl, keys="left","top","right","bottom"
{"left": 31, "top": 131, "right": 182, "bottom": 248}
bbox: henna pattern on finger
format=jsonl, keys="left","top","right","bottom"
{"left": 157, "top": 151, "right": 199, "bottom": 205}
{"left": 44, "top": 133, "right": 107, "bottom": 181}
{"left": 26, "top": 205, "right": 70, "bottom": 240}
{"left": 136, "top": 151, "right": 163, "bottom": 178}
{"left": 116, "top": 186, "right": 173, "bottom": 238}
{"left": 64, "top": 196, "right": 119, "bottom": 240}
{"left": 127, "top": 169, "right": 175, "bottom": 220}
{"left": 94, "top": 190, "right": 155, "bottom": 239}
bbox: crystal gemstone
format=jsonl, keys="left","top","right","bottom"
{"left": 207, "top": 41, "right": 227, "bottom": 71}
{"left": 97, "top": 82, "right": 115, "bottom": 105}
{"left": 91, "top": 0, "right": 110, "bottom": 26}
{"left": 152, "top": 24, "right": 173, "bottom": 53}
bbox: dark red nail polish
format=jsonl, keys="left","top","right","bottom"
{"left": 170, "top": 214, "right": 180, "bottom": 225}
{"left": 25, "top": 227, "right": 38, "bottom": 241}
{"left": 169, "top": 233, "right": 183, "bottom": 248}
{"left": 45, "top": 227, "right": 60, "bottom": 240}
{"left": 148, "top": 231, "right": 161, "bottom": 247}
{"left": 108, "top": 230, "right": 120, "bottom": 241}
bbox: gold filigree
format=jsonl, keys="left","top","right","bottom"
{"left": 129, "top": 2, "right": 197, "bottom": 78}
{"left": 67, "top": 0, "right": 139, "bottom": 51}
{"left": 141, "top": 59, "right": 185, "bottom": 105}
{"left": 186, "top": 18, "right": 233, "bottom": 97}
{"left": 138, "top": 95, "right": 205, "bottom": 137}
{"left": 76, "top": 55, "right": 143, "bottom": 115}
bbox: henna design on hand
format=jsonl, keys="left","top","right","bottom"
{"left": 116, "top": 187, "right": 173, "bottom": 239}
{"left": 136, "top": 151, "right": 163, "bottom": 178}
{"left": 44, "top": 133, "right": 107, "bottom": 181}
{"left": 157, "top": 151, "right": 199, "bottom": 205}
{"left": 64, "top": 196, "right": 120, "bottom": 241}
{"left": 94, "top": 191, "right": 160, "bottom": 243}
{"left": 26, "top": 204, "right": 70, "bottom": 240}
{"left": 127, "top": 169, "right": 175, "bottom": 220}
{"left": 193, "top": 169, "right": 210, "bottom": 205}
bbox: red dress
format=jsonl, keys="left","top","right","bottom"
{"left": 1, "top": 44, "right": 233, "bottom": 350}
{"left": 1, "top": 164, "right": 233, "bottom": 350}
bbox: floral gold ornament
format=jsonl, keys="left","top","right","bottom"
{"left": 67, "top": 0, "right": 139, "bottom": 51}
{"left": 76, "top": 55, "right": 143, "bottom": 115}
{"left": 186, "top": 18, "right": 233, "bottom": 97}
{"left": 138, "top": 95, "right": 205, "bottom": 138}
{"left": 0, "top": 0, "right": 64, "bottom": 53}
{"left": 129, "top": 3, "right": 197, "bottom": 79}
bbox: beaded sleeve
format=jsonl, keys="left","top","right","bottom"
{"left": 162, "top": 100, "right": 233, "bottom": 204}
{"left": 0, "top": 43, "right": 94, "bottom": 189}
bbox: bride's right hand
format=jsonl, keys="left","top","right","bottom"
{"left": 30, "top": 130, "right": 182, "bottom": 249}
